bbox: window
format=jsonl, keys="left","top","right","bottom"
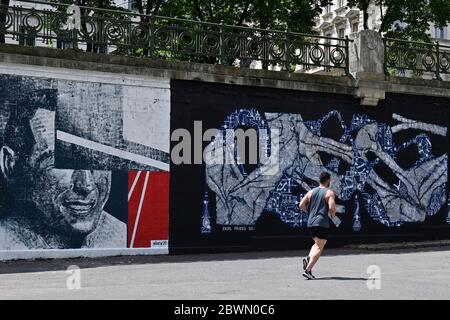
{"left": 352, "top": 22, "right": 359, "bottom": 32}
{"left": 435, "top": 26, "right": 445, "bottom": 39}
{"left": 325, "top": 2, "right": 332, "bottom": 14}
{"left": 338, "top": 0, "right": 345, "bottom": 7}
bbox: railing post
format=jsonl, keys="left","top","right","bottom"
{"left": 383, "top": 38, "right": 389, "bottom": 75}
{"left": 344, "top": 35, "right": 350, "bottom": 76}
{"left": 219, "top": 20, "right": 224, "bottom": 65}
{"left": 350, "top": 30, "right": 386, "bottom": 106}
{"left": 72, "top": 28, "right": 78, "bottom": 50}
{"left": 285, "top": 28, "right": 290, "bottom": 71}
{"left": 148, "top": 14, "right": 154, "bottom": 58}
{"left": 436, "top": 41, "right": 441, "bottom": 80}
{"left": 0, "top": 3, "right": 6, "bottom": 43}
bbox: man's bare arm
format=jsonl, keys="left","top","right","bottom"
{"left": 327, "top": 191, "right": 336, "bottom": 218}
{"left": 299, "top": 191, "right": 312, "bottom": 212}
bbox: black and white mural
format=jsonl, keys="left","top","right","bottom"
{"left": 55, "top": 80, "right": 170, "bottom": 172}
{"left": 0, "top": 75, "right": 126, "bottom": 249}
{"left": 170, "top": 79, "right": 450, "bottom": 253}
{"left": 0, "top": 74, "right": 170, "bottom": 250}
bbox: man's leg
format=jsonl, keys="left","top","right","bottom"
{"left": 306, "top": 237, "right": 327, "bottom": 272}
{"left": 307, "top": 243, "right": 316, "bottom": 259}
{"left": 303, "top": 242, "right": 316, "bottom": 270}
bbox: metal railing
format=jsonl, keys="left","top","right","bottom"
{"left": 0, "top": 0, "right": 352, "bottom": 74}
{"left": 384, "top": 38, "right": 450, "bottom": 80}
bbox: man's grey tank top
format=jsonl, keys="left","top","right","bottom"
{"left": 307, "top": 187, "right": 330, "bottom": 228}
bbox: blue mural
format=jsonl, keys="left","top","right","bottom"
{"left": 202, "top": 108, "right": 448, "bottom": 232}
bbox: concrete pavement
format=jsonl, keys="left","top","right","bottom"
{"left": 0, "top": 247, "right": 449, "bottom": 299}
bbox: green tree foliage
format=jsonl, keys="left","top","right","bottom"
{"left": 129, "top": 0, "right": 331, "bottom": 65}
{"left": 151, "top": 0, "right": 331, "bottom": 33}
{"left": 347, "top": 0, "right": 450, "bottom": 41}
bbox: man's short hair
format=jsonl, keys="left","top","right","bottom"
{"left": 319, "top": 171, "right": 331, "bottom": 184}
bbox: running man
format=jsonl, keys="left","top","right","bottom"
{"left": 299, "top": 171, "right": 336, "bottom": 280}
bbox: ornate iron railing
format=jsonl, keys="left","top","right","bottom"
{"left": 0, "top": 0, "right": 351, "bottom": 74}
{"left": 384, "top": 38, "right": 450, "bottom": 80}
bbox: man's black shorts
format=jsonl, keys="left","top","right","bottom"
{"left": 309, "top": 227, "right": 329, "bottom": 240}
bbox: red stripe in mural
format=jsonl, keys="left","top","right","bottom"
{"left": 127, "top": 171, "right": 169, "bottom": 248}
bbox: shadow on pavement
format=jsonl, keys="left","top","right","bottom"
{"left": 314, "top": 276, "right": 369, "bottom": 281}
{"left": 0, "top": 246, "right": 449, "bottom": 275}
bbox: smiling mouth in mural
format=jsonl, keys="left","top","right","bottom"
{"left": 61, "top": 199, "right": 97, "bottom": 215}
{"left": 56, "top": 190, "right": 100, "bottom": 218}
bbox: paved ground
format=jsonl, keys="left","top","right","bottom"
{"left": 0, "top": 246, "right": 450, "bottom": 299}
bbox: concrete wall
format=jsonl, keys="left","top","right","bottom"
{"left": 0, "top": 42, "right": 449, "bottom": 258}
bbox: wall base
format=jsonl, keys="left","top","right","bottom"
{"left": 0, "top": 247, "right": 168, "bottom": 261}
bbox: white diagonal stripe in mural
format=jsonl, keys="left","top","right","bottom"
{"left": 128, "top": 170, "right": 142, "bottom": 201}
{"left": 56, "top": 130, "right": 170, "bottom": 171}
{"left": 130, "top": 171, "right": 150, "bottom": 248}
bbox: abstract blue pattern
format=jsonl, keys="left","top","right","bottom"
{"left": 221, "top": 108, "right": 271, "bottom": 177}
{"left": 266, "top": 174, "right": 309, "bottom": 227}
{"left": 203, "top": 108, "right": 448, "bottom": 232}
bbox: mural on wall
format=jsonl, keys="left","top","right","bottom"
{"left": 128, "top": 170, "right": 169, "bottom": 248}
{"left": 202, "top": 109, "right": 448, "bottom": 232}
{"left": 170, "top": 79, "right": 450, "bottom": 252}
{"left": 55, "top": 81, "right": 170, "bottom": 172}
{"left": 0, "top": 74, "right": 169, "bottom": 250}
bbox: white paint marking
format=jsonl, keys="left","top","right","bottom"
{"left": 128, "top": 171, "right": 142, "bottom": 201}
{"left": 130, "top": 171, "right": 150, "bottom": 248}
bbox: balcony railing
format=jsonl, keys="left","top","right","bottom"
{"left": 384, "top": 38, "right": 450, "bottom": 80}
{"left": 0, "top": 0, "right": 351, "bottom": 74}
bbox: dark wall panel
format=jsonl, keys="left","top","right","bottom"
{"left": 170, "top": 79, "right": 450, "bottom": 253}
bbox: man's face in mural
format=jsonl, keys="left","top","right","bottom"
{"left": 31, "top": 167, "right": 111, "bottom": 236}
{"left": 1, "top": 108, "right": 111, "bottom": 236}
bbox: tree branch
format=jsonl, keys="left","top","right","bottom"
{"left": 193, "top": 0, "right": 206, "bottom": 21}
{"left": 153, "top": 0, "right": 162, "bottom": 15}
{"left": 200, "top": 0, "right": 213, "bottom": 19}
{"left": 379, "top": 1, "right": 394, "bottom": 33}
{"left": 237, "top": 2, "right": 251, "bottom": 26}
{"left": 145, "top": 0, "right": 154, "bottom": 15}
{"left": 134, "top": 0, "right": 144, "bottom": 15}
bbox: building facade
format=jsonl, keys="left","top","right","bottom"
{"left": 314, "top": 0, "right": 450, "bottom": 44}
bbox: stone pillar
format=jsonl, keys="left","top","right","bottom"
{"left": 349, "top": 30, "right": 386, "bottom": 107}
